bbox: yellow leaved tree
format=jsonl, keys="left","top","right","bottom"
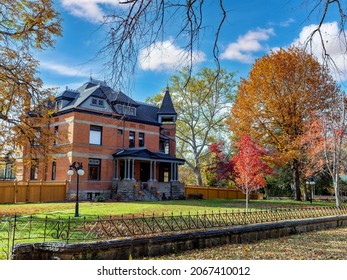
{"left": 0, "top": 0, "right": 62, "bottom": 175}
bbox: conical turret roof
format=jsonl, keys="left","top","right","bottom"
{"left": 158, "top": 88, "right": 177, "bottom": 115}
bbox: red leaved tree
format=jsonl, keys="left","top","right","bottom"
{"left": 233, "top": 134, "right": 273, "bottom": 211}
{"left": 206, "top": 141, "right": 234, "bottom": 186}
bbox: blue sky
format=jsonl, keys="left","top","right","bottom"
{"left": 37, "top": 0, "right": 346, "bottom": 101}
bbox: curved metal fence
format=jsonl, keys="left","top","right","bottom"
{"left": 1, "top": 206, "right": 347, "bottom": 259}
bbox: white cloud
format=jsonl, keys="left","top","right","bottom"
{"left": 279, "top": 18, "right": 295, "bottom": 27}
{"left": 40, "top": 61, "right": 90, "bottom": 77}
{"left": 269, "top": 18, "right": 295, "bottom": 27}
{"left": 60, "top": 0, "right": 122, "bottom": 23}
{"left": 220, "top": 28, "right": 275, "bottom": 63}
{"left": 138, "top": 40, "right": 206, "bottom": 72}
{"left": 292, "top": 21, "right": 347, "bottom": 81}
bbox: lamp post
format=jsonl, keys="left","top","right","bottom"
{"left": 68, "top": 162, "right": 85, "bottom": 217}
{"left": 306, "top": 179, "right": 315, "bottom": 204}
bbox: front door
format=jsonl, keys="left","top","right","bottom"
{"left": 140, "top": 162, "right": 150, "bottom": 182}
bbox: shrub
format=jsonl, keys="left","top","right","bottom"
{"left": 95, "top": 195, "right": 105, "bottom": 202}
{"left": 178, "top": 194, "right": 186, "bottom": 200}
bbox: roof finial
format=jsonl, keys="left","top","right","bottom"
{"left": 89, "top": 70, "right": 93, "bottom": 81}
{"left": 166, "top": 82, "right": 169, "bottom": 92}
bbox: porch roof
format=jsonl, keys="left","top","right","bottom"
{"left": 112, "top": 148, "right": 185, "bottom": 164}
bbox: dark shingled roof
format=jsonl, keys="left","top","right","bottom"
{"left": 55, "top": 80, "right": 177, "bottom": 125}
{"left": 113, "top": 148, "right": 185, "bottom": 163}
{"left": 56, "top": 89, "right": 79, "bottom": 100}
{"left": 110, "top": 91, "right": 138, "bottom": 107}
{"left": 127, "top": 102, "right": 159, "bottom": 124}
{"left": 157, "top": 89, "right": 177, "bottom": 116}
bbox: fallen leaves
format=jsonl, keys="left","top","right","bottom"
{"left": 147, "top": 227, "right": 347, "bottom": 260}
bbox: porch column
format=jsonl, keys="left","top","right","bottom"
{"left": 115, "top": 159, "right": 119, "bottom": 180}
{"left": 131, "top": 159, "right": 135, "bottom": 180}
{"left": 174, "top": 163, "right": 177, "bottom": 181}
{"left": 123, "top": 159, "right": 127, "bottom": 180}
{"left": 170, "top": 162, "right": 173, "bottom": 181}
{"left": 149, "top": 160, "right": 153, "bottom": 181}
{"left": 127, "top": 158, "right": 131, "bottom": 180}
{"left": 153, "top": 161, "right": 157, "bottom": 181}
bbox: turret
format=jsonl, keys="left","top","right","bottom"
{"left": 157, "top": 87, "right": 177, "bottom": 124}
{"left": 158, "top": 88, "right": 177, "bottom": 156}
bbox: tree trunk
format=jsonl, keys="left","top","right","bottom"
{"left": 245, "top": 189, "right": 249, "bottom": 212}
{"left": 194, "top": 169, "right": 203, "bottom": 186}
{"left": 264, "top": 186, "right": 269, "bottom": 200}
{"left": 303, "top": 183, "right": 309, "bottom": 201}
{"left": 292, "top": 159, "right": 302, "bottom": 201}
{"left": 334, "top": 173, "right": 341, "bottom": 207}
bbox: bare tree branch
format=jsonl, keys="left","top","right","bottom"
{"left": 304, "top": 0, "right": 346, "bottom": 77}
{"left": 98, "top": 0, "right": 227, "bottom": 91}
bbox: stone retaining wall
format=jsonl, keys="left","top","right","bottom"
{"left": 12, "top": 215, "right": 347, "bottom": 260}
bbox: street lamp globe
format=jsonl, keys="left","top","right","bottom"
{"left": 67, "top": 169, "right": 74, "bottom": 176}
{"left": 77, "top": 169, "right": 85, "bottom": 176}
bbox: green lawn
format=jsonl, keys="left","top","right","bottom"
{"left": 0, "top": 198, "right": 341, "bottom": 219}
{"left": 0, "top": 198, "right": 344, "bottom": 260}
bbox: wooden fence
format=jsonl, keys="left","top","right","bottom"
{"left": 185, "top": 185, "right": 263, "bottom": 200}
{"left": 0, "top": 180, "right": 67, "bottom": 203}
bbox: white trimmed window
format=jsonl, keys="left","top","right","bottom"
{"left": 88, "top": 158, "right": 101, "bottom": 181}
{"left": 90, "top": 98, "right": 104, "bottom": 107}
{"left": 89, "top": 125, "right": 102, "bottom": 145}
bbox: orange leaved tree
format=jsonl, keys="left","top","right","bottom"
{"left": 232, "top": 134, "right": 273, "bottom": 211}
{"left": 227, "top": 47, "right": 339, "bottom": 201}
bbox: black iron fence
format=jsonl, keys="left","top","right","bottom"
{"left": 1, "top": 206, "right": 347, "bottom": 259}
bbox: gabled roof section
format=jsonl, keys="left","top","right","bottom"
{"left": 79, "top": 79, "right": 137, "bottom": 106}
{"left": 56, "top": 88, "right": 79, "bottom": 101}
{"left": 54, "top": 79, "right": 174, "bottom": 125}
{"left": 76, "top": 79, "right": 110, "bottom": 92}
{"left": 157, "top": 88, "right": 177, "bottom": 116}
{"left": 110, "top": 91, "right": 139, "bottom": 107}
{"left": 61, "top": 84, "right": 99, "bottom": 110}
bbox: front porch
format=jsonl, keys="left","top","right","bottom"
{"left": 111, "top": 148, "right": 185, "bottom": 201}
{"left": 111, "top": 180, "right": 185, "bottom": 201}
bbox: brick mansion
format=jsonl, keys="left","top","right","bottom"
{"left": 17, "top": 79, "right": 185, "bottom": 201}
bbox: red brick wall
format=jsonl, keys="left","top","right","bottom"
{"left": 17, "top": 102, "right": 179, "bottom": 200}
{"left": 18, "top": 110, "right": 173, "bottom": 196}
{"left": 160, "top": 123, "right": 177, "bottom": 156}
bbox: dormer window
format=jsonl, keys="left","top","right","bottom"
{"left": 115, "top": 104, "right": 136, "bottom": 116}
{"left": 56, "top": 101, "right": 62, "bottom": 110}
{"left": 124, "top": 106, "right": 136, "bottom": 115}
{"left": 90, "top": 98, "right": 104, "bottom": 107}
{"left": 115, "top": 104, "right": 123, "bottom": 114}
